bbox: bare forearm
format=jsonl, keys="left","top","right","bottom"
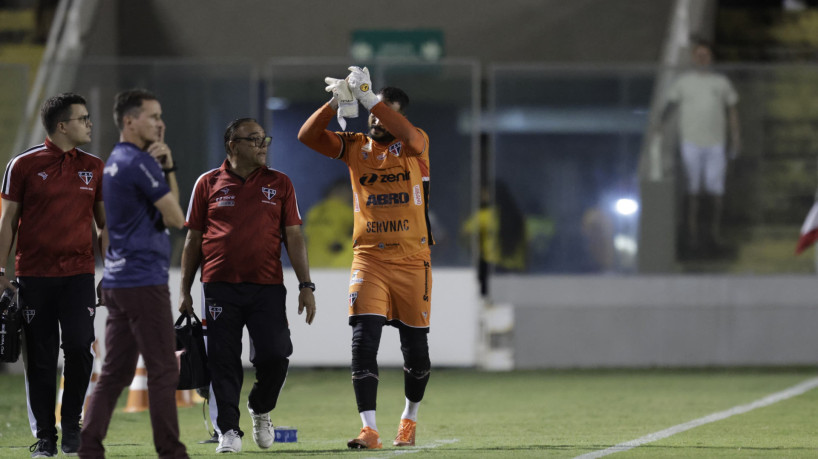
{"left": 180, "top": 232, "right": 203, "bottom": 294}
{"left": 165, "top": 170, "right": 180, "bottom": 203}
{"left": 284, "top": 226, "right": 311, "bottom": 283}
{"left": 0, "top": 199, "right": 21, "bottom": 265}
{"left": 98, "top": 227, "right": 109, "bottom": 261}
{"left": 0, "top": 229, "right": 14, "bottom": 266}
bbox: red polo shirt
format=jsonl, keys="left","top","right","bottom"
{"left": 1, "top": 139, "right": 104, "bottom": 276}
{"left": 185, "top": 161, "right": 303, "bottom": 284}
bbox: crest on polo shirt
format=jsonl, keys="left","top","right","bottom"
{"left": 389, "top": 142, "right": 402, "bottom": 157}
{"left": 348, "top": 292, "right": 358, "bottom": 307}
{"left": 78, "top": 171, "right": 93, "bottom": 185}
{"left": 262, "top": 187, "right": 276, "bottom": 200}
{"left": 24, "top": 309, "right": 35, "bottom": 323}
{"left": 209, "top": 305, "right": 222, "bottom": 321}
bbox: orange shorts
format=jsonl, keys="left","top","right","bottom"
{"left": 348, "top": 251, "right": 432, "bottom": 328}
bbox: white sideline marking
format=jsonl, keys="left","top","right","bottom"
{"left": 574, "top": 376, "right": 818, "bottom": 459}
{"left": 364, "top": 438, "right": 459, "bottom": 457}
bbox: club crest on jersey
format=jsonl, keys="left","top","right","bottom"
{"left": 220, "top": 187, "right": 230, "bottom": 195}
{"left": 38, "top": 171, "right": 48, "bottom": 180}
{"left": 389, "top": 142, "right": 402, "bottom": 157}
{"left": 88, "top": 307, "right": 95, "bottom": 317}
{"left": 349, "top": 292, "right": 358, "bottom": 306}
{"left": 209, "top": 305, "right": 223, "bottom": 321}
{"left": 78, "top": 171, "right": 93, "bottom": 185}
{"left": 24, "top": 309, "right": 35, "bottom": 323}
{"left": 262, "top": 187, "right": 276, "bottom": 200}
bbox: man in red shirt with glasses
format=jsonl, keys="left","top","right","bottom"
{"left": 179, "top": 118, "right": 316, "bottom": 454}
{"left": 0, "top": 93, "right": 106, "bottom": 457}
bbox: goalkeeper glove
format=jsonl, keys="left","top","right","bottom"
{"left": 346, "top": 66, "right": 380, "bottom": 110}
{"left": 325, "top": 77, "right": 357, "bottom": 129}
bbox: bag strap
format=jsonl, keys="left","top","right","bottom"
{"left": 175, "top": 311, "right": 202, "bottom": 327}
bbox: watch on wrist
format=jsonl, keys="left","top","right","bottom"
{"left": 298, "top": 281, "right": 315, "bottom": 292}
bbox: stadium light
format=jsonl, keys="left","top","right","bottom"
{"left": 614, "top": 198, "right": 639, "bottom": 216}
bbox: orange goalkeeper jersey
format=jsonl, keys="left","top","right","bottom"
{"left": 335, "top": 130, "right": 433, "bottom": 260}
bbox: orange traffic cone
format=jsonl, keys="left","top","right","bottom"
{"left": 84, "top": 341, "right": 102, "bottom": 414}
{"left": 191, "top": 388, "right": 207, "bottom": 404}
{"left": 123, "top": 355, "right": 149, "bottom": 413}
{"left": 55, "top": 374, "right": 66, "bottom": 426}
{"left": 175, "top": 390, "right": 194, "bottom": 408}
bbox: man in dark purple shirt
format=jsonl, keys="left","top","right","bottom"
{"left": 79, "top": 89, "right": 188, "bottom": 459}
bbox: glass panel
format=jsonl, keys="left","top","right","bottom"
{"left": 490, "top": 65, "right": 652, "bottom": 274}
{"left": 490, "top": 63, "right": 818, "bottom": 275}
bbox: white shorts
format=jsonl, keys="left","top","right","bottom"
{"left": 680, "top": 142, "right": 726, "bottom": 195}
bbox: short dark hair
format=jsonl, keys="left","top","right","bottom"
{"left": 378, "top": 87, "right": 409, "bottom": 111}
{"left": 40, "top": 92, "right": 87, "bottom": 134}
{"left": 113, "top": 89, "right": 158, "bottom": 130}
{"left": 223, "top": 118, "right": 258, "bottom": 154}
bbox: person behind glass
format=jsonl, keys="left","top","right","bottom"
{"left": 79, "top": 89, "right": 188, "bottom": 459}
{"left": 303, "top": 177, "right": 354, "bottom": 268}
{"left": 298, "top": 67, "right": 433, "bottom": 450}
{"left": 0, "top": 93, "right": 106, "bottom": 458}
{"left": 660, "top": 38, "right": 741, "bottom": 251}
{"left": 178, "top": 118, "right": 316, "bottom": 454}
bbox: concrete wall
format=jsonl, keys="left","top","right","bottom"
{"left": 6, "top": 272, "right": 818, "bottom": 372}
{"left": 115, "top": 268, "right": 478, "bottom": 368}
{"left": 492, "top": 275, "right": 818, "bottom": 368}
{"left": 2, "top": 267, "right": 479, "bottom": 374}
{"left": 85, "top": 0, "right": 672, "bottom": 64}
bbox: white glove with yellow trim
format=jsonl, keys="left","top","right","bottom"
{"left": 325, "top": 77, "right": 357, "bottom": 129}
{"left": 346, "top": 66, "right": 380, "bottom": 111}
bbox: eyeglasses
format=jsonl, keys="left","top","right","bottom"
{"left": 232, "top": 136, "right": 271, "bottom": 148}
{"left": 61, "top": 115, "right": 92, "bottom": 125}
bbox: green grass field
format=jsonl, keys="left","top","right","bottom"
{"left": 1, "top": 368, "right": 818, "bottom": 457}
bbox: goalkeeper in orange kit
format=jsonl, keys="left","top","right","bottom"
{"left": 298, "top": 66, "right": 434, "bottom": 449}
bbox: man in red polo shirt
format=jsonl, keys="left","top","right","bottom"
{"left": 179, "top": 118, "right": 316, "bottom": 454}
{"left": 0, "top": 93, "right": 106, "bottom": 457}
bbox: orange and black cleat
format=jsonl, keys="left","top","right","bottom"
{"left": 347, "top": 427, "right": 383, "bottom": 449}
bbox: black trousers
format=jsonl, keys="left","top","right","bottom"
{"left": 20, "top": 274, "right": 96, "bottom": 440}
{"left": 202, "top": 282, "right": 292, "bottom": 436}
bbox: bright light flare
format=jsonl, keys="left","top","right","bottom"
{"left": 614, "top": 198, "right": 639, "bottom": 216}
